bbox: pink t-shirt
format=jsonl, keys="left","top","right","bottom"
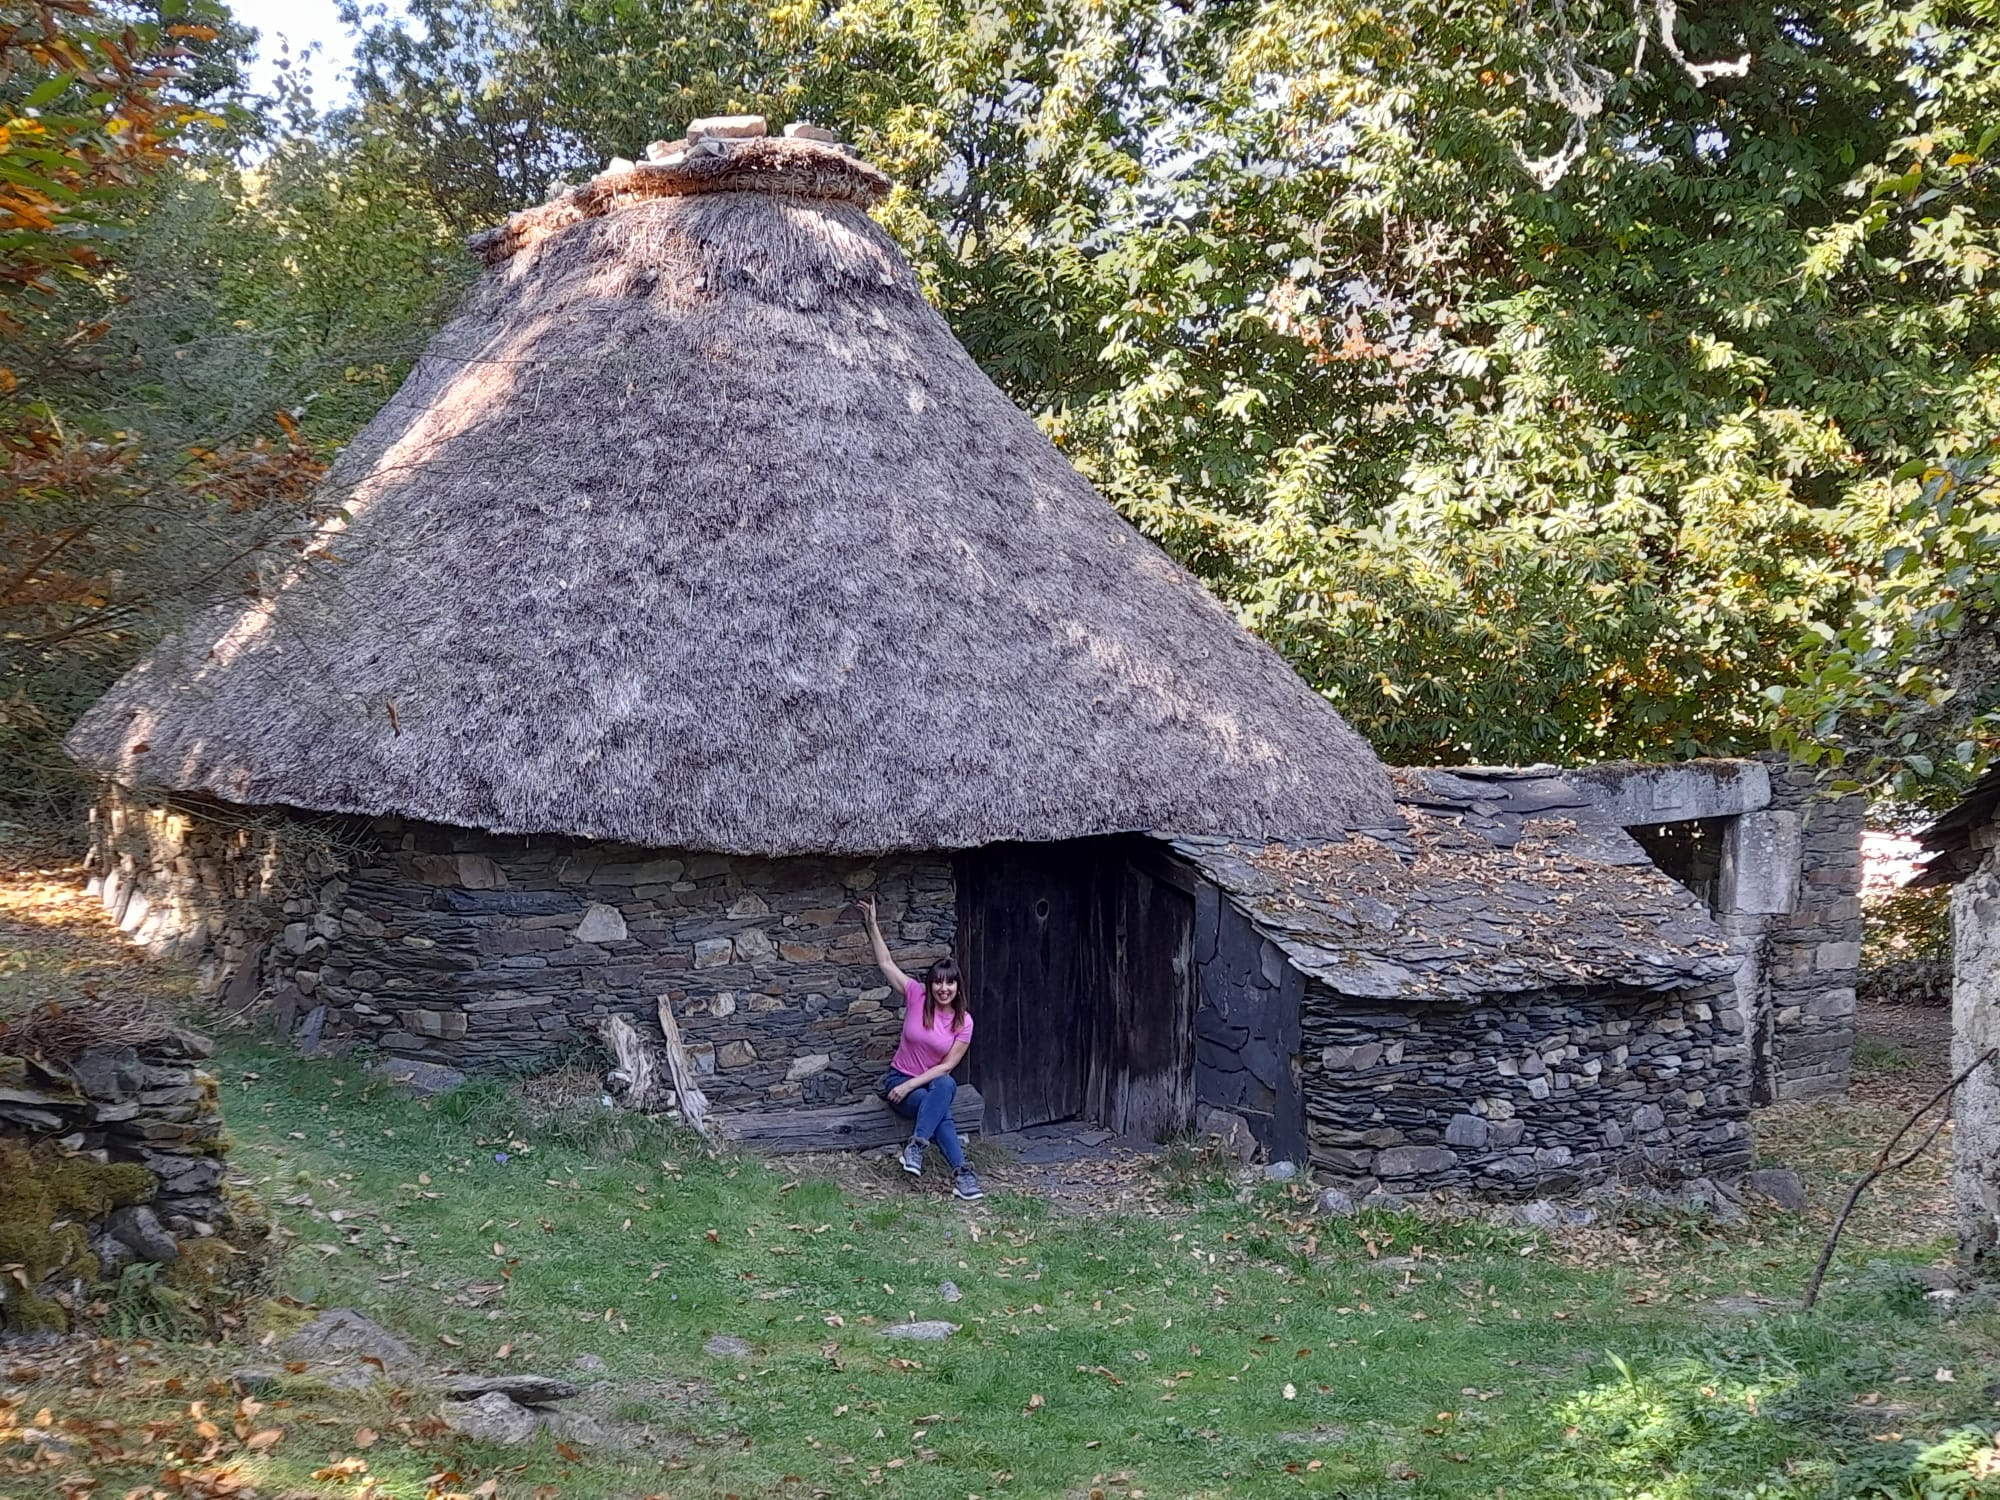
{"left": 891, "top": 978, "right": 972, "bottom": 1076}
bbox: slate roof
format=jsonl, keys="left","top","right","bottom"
{"left": 1169, "top": 768, "right": 1738, "bottom": 1002}
{"left": 1912, "top": 766, "right": 2000, "bottom": 889}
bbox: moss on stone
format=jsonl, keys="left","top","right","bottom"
{"left": 246, "top": 1297, "right": 315, "bottom": 1342}
{"left": 163, "top": 1236, "right": 236, "bottom": 1292}
{"left": 0, "top": 1137, "right": 151, "bottom": 1333}
{"left": 2, "top": 1289, "right": 71, "bottom": 1335}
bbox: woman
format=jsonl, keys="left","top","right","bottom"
{"left": 858, "top": 894, "right": 982, "bottom": 1201}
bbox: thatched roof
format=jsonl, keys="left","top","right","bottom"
{"left": 1172, "top": 769, "right": 1737, "bottom": 1000}
{"left": 67, "top": 131, "right": 1394, "bottom": 855}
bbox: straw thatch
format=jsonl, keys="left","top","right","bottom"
{"left": 66, "top": 135, "right": 1395, "bottom": 855}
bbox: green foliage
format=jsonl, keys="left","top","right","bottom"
{"left": 105, "top": 1261, "right": 202, "bottom": 1339}
{"left": 1778, "top": 449, "right": 2000, "bottom": 797}
{"left": 1842, "top": 1426, "right": 2000, "bottom": 1500}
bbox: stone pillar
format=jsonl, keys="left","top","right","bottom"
{"left": 1755, "top": 759, "right": 1865, "bottom": 1102}
{"left": 1713, "top": 807, "right": 1801, "bottom": 1102}
{"left": 1952, "top": 853, "right": 2000, "bottom": 1265}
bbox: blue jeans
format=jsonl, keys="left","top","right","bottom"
{"left": 883, "top": 1070, "right": 965, "bottom": 1170}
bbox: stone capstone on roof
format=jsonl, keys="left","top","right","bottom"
{"left": 1170, "top": 768, "right": 1739, "bottom": 1002}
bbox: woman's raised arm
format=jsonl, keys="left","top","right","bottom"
{"left": 856, "top": 894, "right": 915, "bottom": 995}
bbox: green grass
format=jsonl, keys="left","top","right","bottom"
{"left": 1851, "top": 1036, "right": 1918, "bottom": 1074}
{"left": 8, "top": 1038, "right": 1997, "bottom": 1500}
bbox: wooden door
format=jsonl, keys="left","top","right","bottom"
{"left": 1087, "top": 850, "right": 1197, "bottom": 1141}
{"left": 956, "top": 843, "right": 1098, "bottom": 1132}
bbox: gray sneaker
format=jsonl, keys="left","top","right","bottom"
{"left": 952, "top": 1168, "right": 984, "bottom": 1201}
{"left": 899, "top": 1140, "right": 925, "bottom": 1175}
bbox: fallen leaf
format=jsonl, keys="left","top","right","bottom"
{"left": 1025, "top": 1393, "right": 1045, "bottom": 1413}
{"left": 353, "top": 1428, "right": 378, "bottom": 1448}
{"left": 245, "top": 1428, "right": 284, "bottom": 1450}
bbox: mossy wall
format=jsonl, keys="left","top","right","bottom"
{"left": 0, "top": 1138, "right": 153, "bottom": 1333}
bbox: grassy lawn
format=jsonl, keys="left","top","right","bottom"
{"left": 3, "top": 868, "right": 1997, "bottom": 1499}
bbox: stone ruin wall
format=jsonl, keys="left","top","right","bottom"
{"left": 82, "top": 793, "right": 328, "bottom": 997}
{"left": 1757, "top": 760, "right": 1866, "bottom": 1102}
{"left": 83, "top": 790, "right": 956, "bottom": 1109}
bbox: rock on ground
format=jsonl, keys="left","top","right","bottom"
{"left": 106, "top": 1205, "right": 179, "bottom": 1265}
{"left": 443, "top": 1375, "right": 580, "bottom": 1404}
{"left": 368, "top": 1059, "right": 468, "bottom": 1097}
{"left": 278, "top": 1308, "right": 418, "bottom": 1370}
{"left": 703, "top": 1335, "right": 753, "bottom": 1358}
{"left": 1197, "top": 1105, "right": 1259, "bottom": 1164}
{"left": 936, "top": 1280, "right": 962, "bottom": 1302}
{"left": 879, "top": 1321, "right": 958, "bottom": 1340}
{"left": 439, "top": 1391, "right": 544, "bottom": 1446}
{"left": 1742, "top": 1168, "right": 1811, "bottom": 1213}
{"left": 575, "top": 1353, "right": 607, "bottom": 1373}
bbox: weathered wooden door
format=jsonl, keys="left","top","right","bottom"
{"left": 1087, "top": 851, "right": 1197, "bottom": 1140}
{"left": 956, "top": 842, "right": 1097, "bottom": 1132}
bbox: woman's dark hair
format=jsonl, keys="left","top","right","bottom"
{"left": 923, "top": 957, "right": 969, "bottom": 1033}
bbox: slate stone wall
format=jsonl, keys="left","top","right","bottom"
{"left": 1950, "top": 847, "right": 2000, "bottom": 1266}
{"left": 1191, "top": 885, "right": 1307, "bottom": 1162}
{"left": 1299, "top": 981, "right": 1753, "bottom": 1196}
{"left": 1760, "top": 760, "right": 1865, "bottom": 1102}
{"left": 86, "top": 793, "right": 955, "bottom": 1108}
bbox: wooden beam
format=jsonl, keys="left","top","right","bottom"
{"left": 713, "top": 1086, "right": 983, "bottom": 1153}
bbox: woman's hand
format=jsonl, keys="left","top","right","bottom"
{"left": 887, "top": 1080, "right": 914, "bottom": 1104}
{"left": 856, "top": 893, "right": 878, "bottom": 929}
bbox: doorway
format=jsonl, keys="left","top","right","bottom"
{"left": 955, "top": 837, "right": 1196, "bottom": 1139}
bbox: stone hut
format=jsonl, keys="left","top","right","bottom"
{"left": 65, "top": 120, "right": 1847, "bottom": 1196}
{"left": 1913, "top": 769, "right": 2000, "bottom": 1264}
{"left": 65, "top": 119, "right": 1390, "bottom": 1144}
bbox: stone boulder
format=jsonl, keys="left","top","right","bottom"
{"left": 879, "top": 1321, "right": 958, "bottom": 1340}
{"left": 278, "top": 1308, "right": 418, "bottom": 1370}
{"left": 440, "top": 1391, "right": 544, "bottom": 1446}
{"left": 105, "top": 1205, "right": 179, "bottom": 1265}
{"left": 1742, "top": 1168, "right": 1811, "bottom": 1213}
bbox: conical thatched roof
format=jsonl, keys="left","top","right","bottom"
{"left": 67, "top": 129, "right": 1395, "bottom": 855}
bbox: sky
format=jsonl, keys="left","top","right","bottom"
{"left": 226, "top": 0, "right": 366, "bottom": 105}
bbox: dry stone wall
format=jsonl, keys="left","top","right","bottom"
{"left": 82, "top": 793, "right": 956, "bottom": 1106}
{"left": 262, "top": 820, "right": 953, "bottom": 1108}
{"left": 0, "top": 1032, "right": 230, "bottom": 1333}
{"left": 82, "top": 793, "right": 337, "bottom": 1000}
{"left": 1298, "top": 982, "right": 1753, "bottom": 1197}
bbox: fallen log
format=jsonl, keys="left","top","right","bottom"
{"left": 713, "top": 1086, "right": 983, "bottom": 1154}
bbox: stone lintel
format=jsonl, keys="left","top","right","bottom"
{"left": 1560, "top": 758, "right": 1773, "bottom": 826}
